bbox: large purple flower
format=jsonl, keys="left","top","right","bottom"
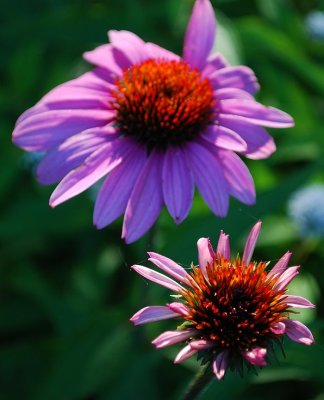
{"left": 12, "top": 0, "right": 294, "bottom": 243}
{"left": 130, "top": 221, "right": 315, "bottom": 379}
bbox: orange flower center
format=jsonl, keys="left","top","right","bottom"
{"left": 112, "top": 59, "right": 215, "bottom": 150}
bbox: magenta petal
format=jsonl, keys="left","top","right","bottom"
{"left": 202, "top": 53, "right": 229, "bottom": 77}
{"left": 197, "top": 238, "right": 214, "bottom": 277}
{"left": 83, "top": 44, "right": 123, "bottom": 75}
{"left": 242, "top": 221, "right": 262, "bottom": 265}
{"left": 162, "top": 147, "right": 194, "bottom": 224}
{"left": 273, "top": 266, "right": 300, "bottom": 291}
{"left": 210, "top": 66, "right": 259, "bottom": 94}
{"left": 145, "top": 43, "right": 180, "bottom": 61}
{"left": 131, "top": 265, "right": 184, "bottom": 293}
{"left": 220, "top": 100, "right": 294, "bottom": 128}
{"left": 212, "top": 351, "right": 229, "bottom": 380}
{"left": 202, "top": 125, "right": 248, "bottom": 152}
{"left": 70, "top": 67, "right": 116, "bottom": 90}
{"left": 183, "top": 0, "right": 216, "bottom": 70}
{"left": 284, "top": 295, "right": 315, "bottom": 309}
{"left": 93, "top": 145, "right": 146, "bottom": 228}
{"left": 109, "top": 30, "right": 148, "bottom": 65}
{"left": 190, "top": 340, "right": 215, "bottom": 351}
{"left": 50, "top": 138, "right": 132, "bottom": 207}
{"left": 242, "top": 347, "right": 267, "bottom": 367}
{"left": 130, "top": 306, "right": 180, "bottom": 326}
{"left": 152, "top": 330, "right": 195, "bottom": 349}
{"left": 174, "top": 344, "right": 197, "bottom": 364}
{"left": 284, "top": 320, "right": 314, "bottom": 346}
{"left": 37, "top": 128, "right": 111, "bottom": 185}
{"left": 218, "top": 150, "right": 255, "bottom": 205}
{"left": 148, "top": 252, "right": 189, "bottom": 283}
{"left": 270, "top": 321, "right": 286, "bottom": 335}
{"left": 168, "top": 302, "right": 190, "bottom": 317}
{"left": 122, "top": 151, "right": 163, "bottom": 244}
{"left": 216, "top": 230, "right": 230, "bottom": 260}
{"left": 216, "top": 88, "right": 254, "bottom": 101}
{"left": 268, "top": 251, "right": 292, "bottom": 278}
{"left": 186, "top": 142, "right": 229, "bottom": 217}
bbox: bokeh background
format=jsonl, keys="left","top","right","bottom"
{"left": 1, "top": 0, "right": 324, "bottom": 399}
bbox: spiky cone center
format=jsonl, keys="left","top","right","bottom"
{"left": 112, "top": 59, "right": 215, "bottom": 151}
{"left": 181, "top": 258, "right": 288, "bottom": 356}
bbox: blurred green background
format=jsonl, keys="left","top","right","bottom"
{"left": 1, "top": 0, "right": 324, "bottom": 399}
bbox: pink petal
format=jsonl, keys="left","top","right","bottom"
{"left": 242, "top": 347, "right": 267, "bottom": 367}
{"left": 168, "top": 302, "right": 190, "bottom": 317}
{"left": 109, "top": 30, "right": 148, "bottom": 65}
{"left": 283, "top": 295, "right": 315, "bottom": 309}
{"left": 284, "top": 319, "right": 314, "bottom": 346}
{"left": 242, "top": 221, "right": 262, "bottom": 265}
{"left": 49, "top": 138, "right": 132, "bottom": 207}
{"left": 218, "top": 150, "right": 255, "bottom": 205}
{"left": 185, "top": 142, "right": 229, "bottom": 217}
{"left": 183, "top": 0, "right": 216, "bottom": 70}
{"left": 93, "top": 145, "right": 146, "bottom": 228}
{"left": 210, "top": 66, "right": 259, "bottom": 94}
{"left": 202, "top": 125, "right": 248, "bottom": 152}
{"left": 152, "top": 330, "right": 195, "bottom": 349}
{"left": 212, "top": 351, "right": 229, "bottom": 380}
{"left": 174, "top": 344, "right": 197, "bottom": 364}
{"left": 131, "top": 265, "right": 184, "bottom": 293}
{"left": 189, "top": 339, "right": 215, "bottom": 351}
{"left": 267, "top": 251, "right": 292, "bottom": 279}
{"left": 122, "top": 151, "right": 163, "bottom": 244}
{"left": 270, "top": 321, "right": 286, "bottom": 335}
{"left": 273, "top": 266, "right": 300, "bottom": 292}
{"left": 83, "top": 44, "right": 123, "bottom": 76}
{"left": 145, "top": 43, "right": 180, "bottom": 61}
{"left": 70, "top": 67, "right": 116, "bottom": 89}
{"left": 202, "top": 53, "right": 229, "bottom": 77}
{"left": 130, "top": 306, "right": 180, "bottom": 326}
{"left": 220, "top": 100, "right": 294, "bottom": 128}
{"left": 162, "top": 147, "right": 194, "bottom": 224}
{"left": 148, "top": 252, "right": 189, "bottom": 283}
{"left": 197, "top": 237, "right": 215, "bottom": 277}
{"left": 216, "top": 230, "right": 230, "bottom": 260}
{"left": 216, "top": 88, "right": 254, "bottom": 101}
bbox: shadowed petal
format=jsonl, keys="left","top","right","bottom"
{"left": 242, "top": 221, "right": 262, "bottom": 265}
{"left": 109, "top": 30, "right": 148, "bottom": 65}
{"left": 122, "top": 151, "right": 163, "bottom": 243}
{"left": 148, "top": 252, "right": 189, "bottom": 283}
{"left": 162, "top": 147, "right": 194, "bottom": 224}
{"left": 197, "top": 238, "right": 215, "bottom": 277}
{"left": 268, "top": 252, "right": 292, "bottom": 279}
{"left": 183, "top": 0, "right": 216, "bottom": 70}
{"left": 168, "top": 302, "right": 190, "bottom": 316}
{"left": 93, "top": 145, "right": 146, "bottom": 228}
{"left": 213, "top": 351, "right": 229, "bottom": 380}
{"left": 131, "top": 265, "right": 184, "bottom": 293}
{"left": 130, "top": 306, "right": 180, "bottom": 325}
{"left": 270, "top": 321, "right": 286, "bottom": 335}
{"left": 284, "top": 320, "right": 314, "bottom": 345}
{"left": 242, "top": 347, "right": 267, "bottom": 367}
{"left": 216, "top": 230, "right": 230, "bottom": 259}
{"left": 202, "top": 125, "right": 247, "bottom": 152}
{"left": 174, "top": 344, "right": 197, "bottom": 364}
{"left": 145, "top": 43, "right": 180, "bottom": 60}
{"left": 186, "top": 142, "right": 229, "bottom": 217}
{"left": 210, "top": 66, "right": 259, "bottom": 94}
{"left": 190, "top": 340, "right": 215, "bottom": 350}
{"left": 218, "top": 150, "right": 255, "bottom": 205}
{"left": 152, "top": 330, "right": 196, "bottom": 348}
{"left": 83, "top": 44, "right": 124, "bottom": 75}
{"left": 216, "top": 88, "right": 254, "bottom": 101}
{"left": 202, "top": 53, "right": 229, "bottom": 77}
{"left": 273, "top": 266, "right": 299, "bottom": 291}
{"left": 50, "top": 138, "right": 132, "bottom": 207}
{"left": 284, "top": 295, "right": 315, "bottom": 309}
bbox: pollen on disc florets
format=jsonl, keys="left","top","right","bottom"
{"left": 112, "top": 59, "right": 215, "bottom": 151}
{"left": 182, "top": 258, "right": 288, "bottom": 356}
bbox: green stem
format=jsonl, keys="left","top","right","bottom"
{"left": 183, "top": 365, "right": 214, "bottom": 400}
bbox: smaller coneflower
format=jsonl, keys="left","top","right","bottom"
{"left": 130, "top": 221, "right": 314, "bottom": 382}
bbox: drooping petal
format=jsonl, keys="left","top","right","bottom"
{"left": 174, "top": 344, "right": 197, "bottom": 364}
{"left": 242, "top": 221, "right": 262, "bottom": 265}
{"left": 162, "top": 147, "right": 194, "bottom": 224}
{"left": 122, "top": 151, "right": 163, "bottom": 243}
{"left": 148, "top": 252, "right": 189, "bottom": 283}
{"left": 109, "top": 30, "right": 148, "bottom": 65}
{"left": 220, "top": 100, "right": 294, "bottom": 128}
{"left": 242, "top": 347, "right": 267, "bottom": 367}
{"left": 183, "top": 0, "right": 217, "bottom": 70}
{"left": 131, "top": 265, "right": 184, "bottom": 293}
{"left": 13, "top": 109, "right": 114, "bottom": 151}
{"left": 284, "top": 320, "right": 314, "bottom": 346}
{"left": 270, "top": 321, "right": 286, "bottom": 335}
{"left": 212, "top": 351, "right": 229, "bottom": 380}
{"left": 202, "top": 53, "right": 229, "bottom": 77}
{"left": 185, "top": 142, "right": 229, "bottom": 217}
{"left": 284, "top": 295, "right": 315, "bottom": 309}
{"left": 267, "top": 251, "right": 292, "bottom": 279}
{"left": 145, "top": 43, "right": 180, "bottom": 61}
{"left": 83, "top": 44, "right": 124, "bottom": 75}
{"left": 197, "top": 237, "right": 215, "bottom": 277}
{"left": 218, "top": 150, "right": 256, "bottom": 205}
{"left": 189, "top": 340, "right": 215, "bottom": 350}
{"left": 273, "top": 266, "right": 300, "bottom": 291}
{"left": 49, "top": 138, "right": 132, "bottom": 207}
{"left": 216, "top": 88, "right": 254, "bottom": 101}
{"left": 152, "top": 330, "right": 196, "bottom": 349}
{"left": 168, "top": 302, "right": 190, "bottom": 317}
{"left": 130, "top": 306, "right": 180, "bottom": 326}
{"left": 93, "top": 144, "right": 146, "bottom": 228}
{"left": 216, "top": 230, "right": 230, "bottom": 260}
{"left": 202, "top": 125, "right": 248, "bottom": 152}
{"left": 37, "top": 128, "right": 111, "bottom": 185}
{"left": 210, "top": 66, "right": 259, "bottom": 94}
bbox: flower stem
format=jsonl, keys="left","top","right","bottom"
{"left": 183, "top": 365, "right": 214, "bottom": 400}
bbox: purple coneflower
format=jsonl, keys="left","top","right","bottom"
{"left": 12, "top": 0, "right": 294, "bottom": 243}
{"left": 130, "top": 221, "right": 314, "bottom": 379}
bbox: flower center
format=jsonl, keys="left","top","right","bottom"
{"left": 182, "top": 258, "right": 287, "bottom": 354}
{"left": 112, "top": 59, "right": 215, "bottom": 150}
